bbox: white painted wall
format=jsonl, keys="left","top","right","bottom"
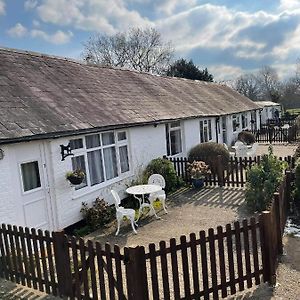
{"left": 0, "top": 145, "right": 18, "bottom": 225}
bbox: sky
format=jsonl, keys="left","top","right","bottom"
{"left": 1, "top": 0, "right": 300, "bottom": 81}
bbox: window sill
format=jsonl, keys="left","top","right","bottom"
{"left": 71, "top": 171, "right": 133, "bottom": 200}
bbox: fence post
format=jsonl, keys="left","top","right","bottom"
{"left": 259, "top": 211, "right": 276, "bottom": 285}
{"left": 285, "top": 171, "right": 292, "bottom": 209}
{"left": 217, "top": 155, "right": 224, "bottom": 187}
{"left": 52, "top": 231, "right": 73, "bottom": 297}
{"left": 274, "top": 193, "right": 283, "bottom": 255}
{"left": 124, "top": 246, "right": 149, "bottom": 300}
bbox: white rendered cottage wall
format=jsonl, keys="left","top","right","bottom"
{"left": 49, "top": 124, "right": 167, "bottom": 229}
{"left": 0, "top": 145, "right": 18, "bottom": 225}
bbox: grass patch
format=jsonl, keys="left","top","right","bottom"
{"left": 286, "top": 108, "right": 300, "bottom": 115}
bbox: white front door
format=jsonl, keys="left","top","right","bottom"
{"left": 14, "top": 142, "right": 53, "bottom": 230}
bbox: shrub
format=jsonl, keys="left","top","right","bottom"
{"left": 245, "top": 146, "right": 287, "bottom": 212}
{"left": 294, "top": 159, "right": 300, "bottom": 203}
{"left": 144, "top": 158, "right": 181, "bottom": 193}
{"left": 294, "top": 145, "right": 300, "bottom": 159}
{"left": 80, "top": 198, "right": 115, "bottom": 231}
{"left": 188, "top": 142, "right": 230, "bottom": 171}
{"left": 237, "top": 131, "right": 255, "bottom": 145}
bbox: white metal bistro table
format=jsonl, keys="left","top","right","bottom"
{"left": 126, "top": 184, "right": 162, "bottom": 221}
{"left": 231, "top": 144, "right": 252, "bottom": 149}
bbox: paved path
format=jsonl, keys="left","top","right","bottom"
{"left": 0, "top": 278, "right": 59, "bottom": 299}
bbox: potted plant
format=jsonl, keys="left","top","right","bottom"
{"left": 66, "top": 169, "right": 85, "bottom": 185}
{"left": 187, "top": 161, "right": 211, "bottom": 188}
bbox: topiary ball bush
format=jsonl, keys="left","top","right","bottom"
{"left": 144, "top": 158, "right": 181, "bottom": 193}
{"left": 238, "top": 131, "right": 255, "bottom": 145}
{"left": 188, "top": 142, "right": 230, "bottom": 171}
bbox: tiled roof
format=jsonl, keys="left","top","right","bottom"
{"left": 0, "top": 47, "right": 260, "bottom": 143}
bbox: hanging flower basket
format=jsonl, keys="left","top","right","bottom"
{"left": 66, "top": 169, "right": 85, "bottom": 185}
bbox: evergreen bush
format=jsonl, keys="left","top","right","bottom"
{"left": 144, "top": 158, "right": 181, "bottom": 193}
{"left": 188, "top": 142, "right": 230, "bottom": 171}
{"left": 245, "top": 146, "right": 287, "bottom": 212}
{"left": 237, "top": 131, "right": 256, "bottom": 145}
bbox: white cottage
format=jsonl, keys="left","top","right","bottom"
{"left": 255, "top": 101, "right": 282, "bottom": 124}
{"left": 0, "top": 48, "right": 261, "bottom": 230}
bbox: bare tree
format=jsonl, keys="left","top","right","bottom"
{"left": 256, "top": 66, "right": 282, "bottom": 101}
{"left": 234, "top": 74, "right": 260, "bottom": 100}
{"left": 82, "top": 27, "right": 174, "bottom": 74}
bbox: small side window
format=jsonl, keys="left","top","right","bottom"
{"left": 21, "top": 161, "right": 41, "bottom": 192}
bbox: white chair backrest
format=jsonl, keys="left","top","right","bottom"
{"left": 223, "top": 143, "right": 228, "bottom": 150}
{"left": 148, "top": 174, "right": 166, "bottom": 189}
{"left": 235, "top": 144, "right": 248, "bottom": 158}
{"left": 111, "top": 190, "right": 121, "bottom": 208}
{"left": 251, "top": 142, "right": 259, "bottom": 152}
{"left": 234, "top": 140, "right": 244, "bottom": 147}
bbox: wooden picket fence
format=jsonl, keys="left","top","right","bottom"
{"left": 0, "top": 172, "right": 293, "bottom": 299}
{"left": 251, "top": 124, "right": 299, "bottom": 144}
{"left": 168, "top": 155, "right": 295, "bottom": 187}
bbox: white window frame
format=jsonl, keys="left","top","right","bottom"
{"left": 232, "top": 115, "right": 240, "bottom": 132}
{"left": 241, "top": 113, "right": 248, "bottom": 129}
{"left": 70, "top": 130, "right": 131, "bottom": 191}
{"left": 199, "top": 119, "right": 213, "bottom": 143}
{"left": 19, "top": 159, "right": 43, "bottom": 195}
{"left": 166, "top": 121, "right": 182, "bottom": 156}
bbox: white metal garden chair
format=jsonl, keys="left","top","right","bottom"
{"left": 247, "top": 142, "right": 259, "bottom": 158}
{"left": 111, "top": 190, "right": 137, "bottom": 236}
{"left": 235, "top": 144, "right": 250, "bottom": 158}
{"left": 148, "top": 174, "right": 168, "bottom": 214}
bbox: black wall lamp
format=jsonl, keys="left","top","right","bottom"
{"left": 60, "top": 143, "right": 74, "bottom": 161}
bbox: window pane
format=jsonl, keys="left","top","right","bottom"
{"left": 87, "top": 150, "right": 104, "bottom": 185}
{"left": 208, "top": 120, "right": 212, "bottom": 140}
{"left": 170, "top": 129, "right": 182, "bottom": 155}
{"left": 102, "top": 132, "right": 115, "bottom": 145}
{"left": 165, "top": 124, "right": 170, "bottom": 156}
{"left": 117, "top": 131, "right": 127, "bottom": 141}
{"left": 21, "top": 161, "right": 41, "bottom": 192}
{"left": 200, "top": 121, "right": 204, "bottom": 143}
{"left": 71, "top": 155, "right": 87, "bottom": 189}
{"left": 86, "top": 134, "right": 101, "bottom": 149}
{"left": 170, "top": 121, "right": 180, "bottom": 128}
{"left": 103, "top": 147, "right": 118, "bottom": 180}
{"left": 119, "top": 146, "right": 129, "bottom": 173}
{"left": 203, "top": 127, "right": 208, "bottom": 142}
{"left": 70, "top": 138, "right": 83, "bottom": 150}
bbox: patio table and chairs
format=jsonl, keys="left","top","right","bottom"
{"left": 111, "top": 173, "right": 168, "bottom": 235}
{"left": 126, "top": 183, "right": 162, "bottom": 221}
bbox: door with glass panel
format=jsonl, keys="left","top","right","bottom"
{"left": 15, "top": 142, "right": 52, "bottom": 230}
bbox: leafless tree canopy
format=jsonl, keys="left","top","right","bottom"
{"left": 82, "top": 27, "right": 174, "bottom": 74}
{"left": 235, "top": 74, "right": 260, "bottom": 100}
{"left": 233, "top": 64, "right": 300, "bottom": 108}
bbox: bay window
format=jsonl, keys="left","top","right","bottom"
{"left": 70, "top": 130, "right": 130, "bottom": 190}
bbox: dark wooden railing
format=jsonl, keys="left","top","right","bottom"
{"left": 167, "top": 155, "right": 295, "bottom": 187}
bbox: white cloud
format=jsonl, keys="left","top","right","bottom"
{"left": 279, "top": 0, "right": 300, "bottom": 11}
{"left": 24, "top": 0, "right": 38, "bottom": 10}
{"left": 209, "top": 64, "right": 244, "bottom": 81}
{"left": 7, "top": 23, "right": 28, "bottom": 38}
{"left": 156, "top": 0, "right": 197, "bottom": 15}
{"left": 36, "top": 0, "right": 152, "bottom": 34}
{"left": 31, "top": 29, "right": 73, "bottom": 44}
{"left": 0, "top": 0, "right": 5, "bottom": 15}
{"left": 272, "top": 24, "right": 300, "bottom": 59}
